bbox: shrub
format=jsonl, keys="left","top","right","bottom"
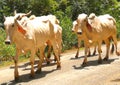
{"left": 60, "top": 16, "right": 77, "bottom": 51}
{"left": 0, "top": 28, "right": 15, "bottom": 60}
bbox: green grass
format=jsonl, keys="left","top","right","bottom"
{"left": 0, "top": 56, "right": 30, "bottom": 68}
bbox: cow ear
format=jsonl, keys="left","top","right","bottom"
{"left": 15, "top": 20, "right": 26, "bottom": 35}
{"left": 55, "top": 19, "right": 60, "bottom": 24}
{"left": 76, "top": 19, "right": 79, "bottom": 24}
{"left": 48, "top": 20, "right": 54, "bottom": 29}
{"left": 86, "top": 19, "right": 92, "bottom": 32}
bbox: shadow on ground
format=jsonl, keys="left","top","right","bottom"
{"left": 1, "top": 69, "right": 56, "bottom": 85}
{"left": 10, "top": 59, "right": 56, "bottom": 70}
{"left": 111, "top": 78, "right": 120, "bottom": 82}
{"left": 72, "top": 58, "right": 119, "bottom": 70}
{"left": 70, "top": 54, "right": 98, "bottom": 60}
{"left": 1, "top": 60, "right": 58, "bottom": 85}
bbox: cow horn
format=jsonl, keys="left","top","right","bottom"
{"left": 14, "top": 10, "right": 17, "bottom": 15}
{"left": 24, "top": 11, "right": 32, "bottom": 16}
{"left": 4, "top": 16, "right": 6, "bottom": 20}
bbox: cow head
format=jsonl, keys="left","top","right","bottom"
{"left": 14, "top": 10, "right": 32, "bottom": 21}
{"left": 72, "top": 20, "right": 82, "bottom": 34}
{"left": 4, "top": 15, "right": 27, "bottom": 45}
{"left": 76, "top": 13, "right": 93, "bottom": 34}
{"left": 72, "top": 13, "right": 88, "bottom": 35}
{"left": 4, "top": 16, "right": 15, "bottom": 44}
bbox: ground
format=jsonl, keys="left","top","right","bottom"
{"left": 1, "top": 43, "right": 120, "bottom": 85}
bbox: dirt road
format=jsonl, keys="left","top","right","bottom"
{"left": 1, "top": 43, "right": 120, "bottom": 85}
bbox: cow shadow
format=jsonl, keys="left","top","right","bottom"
{"left": 111, "top": 78, "right": 120, "bottom": 82}
{"left": 10, "top": 59, "right": 56, "bottom": 70}
{"left": 2, "top": 60, "right": 58, "bottom": 85}
{"left": 70, "top": 54, "right": 98, "bottom": 60}
{"left": 1, "top": 69, "right": 56, "bottom": 85}
{"left": 72, "top": 58, "right": 119, "bottom": 70}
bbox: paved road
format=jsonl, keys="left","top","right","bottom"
{"left": 1, "top": 43, "right": 120, "bottom": 85}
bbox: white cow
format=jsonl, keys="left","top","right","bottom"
{"left": 4, "top": 13, "right": 61, "bottom": 81}
{"left": 72, "top": 13, "right": 119, "bottom": 66}
{"left": 29, "top": 14, "right": 62, "bottom": 61}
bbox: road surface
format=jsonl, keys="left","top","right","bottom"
{"left": 1, "top": 43, "right": 120, "bottom": 85}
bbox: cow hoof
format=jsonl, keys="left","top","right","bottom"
{"left": 116, "top": 52, "right": 120, "bottom": 56}
{"left": 103, "top": 57, "right": 108, "bottom": 61}
{"left": 35, "top": 69, "right": 41, "bottom": 74}
{"left": 87, "top": 54, "right": 91, "bottom": 57}
{"left": 15, "top": 77, "right": 19, "bottom": 82}
{"left": 54, "top": 59, "right": 57, "bottom": 62}
{"left": 57, "top": 65, "right": 61, "bottom": 70}
{"left": 98, "top": 59, "right": 102, "bottom": 64}
{"left": 46, "top": 61, "right": 50, "bottom": 65}
{"left": 47, "top": 55, "right": 51, "bottom": 59}
{"left": 92, "top": 52, "right": 96, "bottom": 56}
{"left": 75, "top": 55, "right": 78, "bottom": 59}
{"left": 81, "top": 62, "right": 87, "bottom": 67}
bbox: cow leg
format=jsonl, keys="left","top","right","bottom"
{"left": 103, "top": 39, "right": 110, "bottom": 61}
{"left": 57, "top": 40, "right": 62, "bottom": 61}
{"left": 36, "top": 46, "right": 45, "bottom": 74}
{"left": 75, "top": 47, "right": 80, "bottom": 58}
{"left": 87, "top": 47, "right": 91, "bottom": 57}
{"left": 112, "top": 35, "right": 120, "bottom": 56}
{"left": 75, "top": 38, "right": 81, "bottom": 58}
{"left": 52, "top": 42, "right": 61, "bottom": 69}
{"left": 45, "top": 45, "right": 52, "bottom": 64}
{"left": 30, "top": 50, "right": 35, "bottom": 78}
{"left": 14, "top": 49, "right": 21, "bottom": 81}
{"left": 47, "top": 44, "right": 52, "bottom": 59}
{"left": 97, "top": 42, "right": 102, "bottom": 64}
{"left": 37, "top": 46, "right": 50, "bottom": 65}
{"left": 92, "top": 46, "right": 97, "bottom": 56}
{"left": 56, "top": 35, "right": 62, "bottom": 61}
{"left": 82, "top": 45, "right": 89, "bottom": 67}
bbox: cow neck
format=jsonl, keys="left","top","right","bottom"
{"left": 84, "top": 25, "right": 93, "bottom": 41}
{"left": 13, "top": 25, "right": 26, "bottom": 42}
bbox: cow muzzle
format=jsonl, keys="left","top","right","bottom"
{"left": 72, "top": 30, "right": 74, "bottom": 32}
{"left": 77, "top": 29, "right": 82, "bottom": 35}
{"left": 5, "top": 40, "right": 11, "bottom": 45}
{"left": 77, "top": 32, "right": 82, "bottom": 35}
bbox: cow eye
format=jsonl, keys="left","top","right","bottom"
{"left": 12, "top": 24, "right": 14, "bottom": 27}
{"left": 84, "top": 19, "right": 86, "bottom": 22}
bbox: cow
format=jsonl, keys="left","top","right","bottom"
{"left": 72, "top": 20, "right": 97, "bottom": 58}
{"left": 14, "top": 11, "right": 62, "bottom": 63}
{"left": 29, "top": 14, "right": 62, "bottom": 60}
{"left": 72, "top": 20, "right": 114, "bottom": 59}
{"left": 4, "top": 13, "right": 61, "bottom": 81}
{"left": 72, "top": 13, "right": 120, "bottom": 66}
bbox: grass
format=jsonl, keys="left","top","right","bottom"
{"left": 0, "top": 56, "right": 29, "bottom": 69}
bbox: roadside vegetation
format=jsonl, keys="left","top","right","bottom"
{"left": 0, "top": 0, "right": 120, "bottom": 67}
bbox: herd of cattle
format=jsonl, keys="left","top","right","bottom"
{"left": 3, "top": 11, "right": 120, "bottom": 81}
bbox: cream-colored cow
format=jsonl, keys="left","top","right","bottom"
{"left": 4, "top": 13, "right": 61, "bottom": 81}
{"left": 72, "top": 20, "right": 97, "bottom": 58}
{"left": 72, "top": 13, "right": 119, "bottom": 66}
{"left": 29, "top": 14, "right": 62, "bottom": 61}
